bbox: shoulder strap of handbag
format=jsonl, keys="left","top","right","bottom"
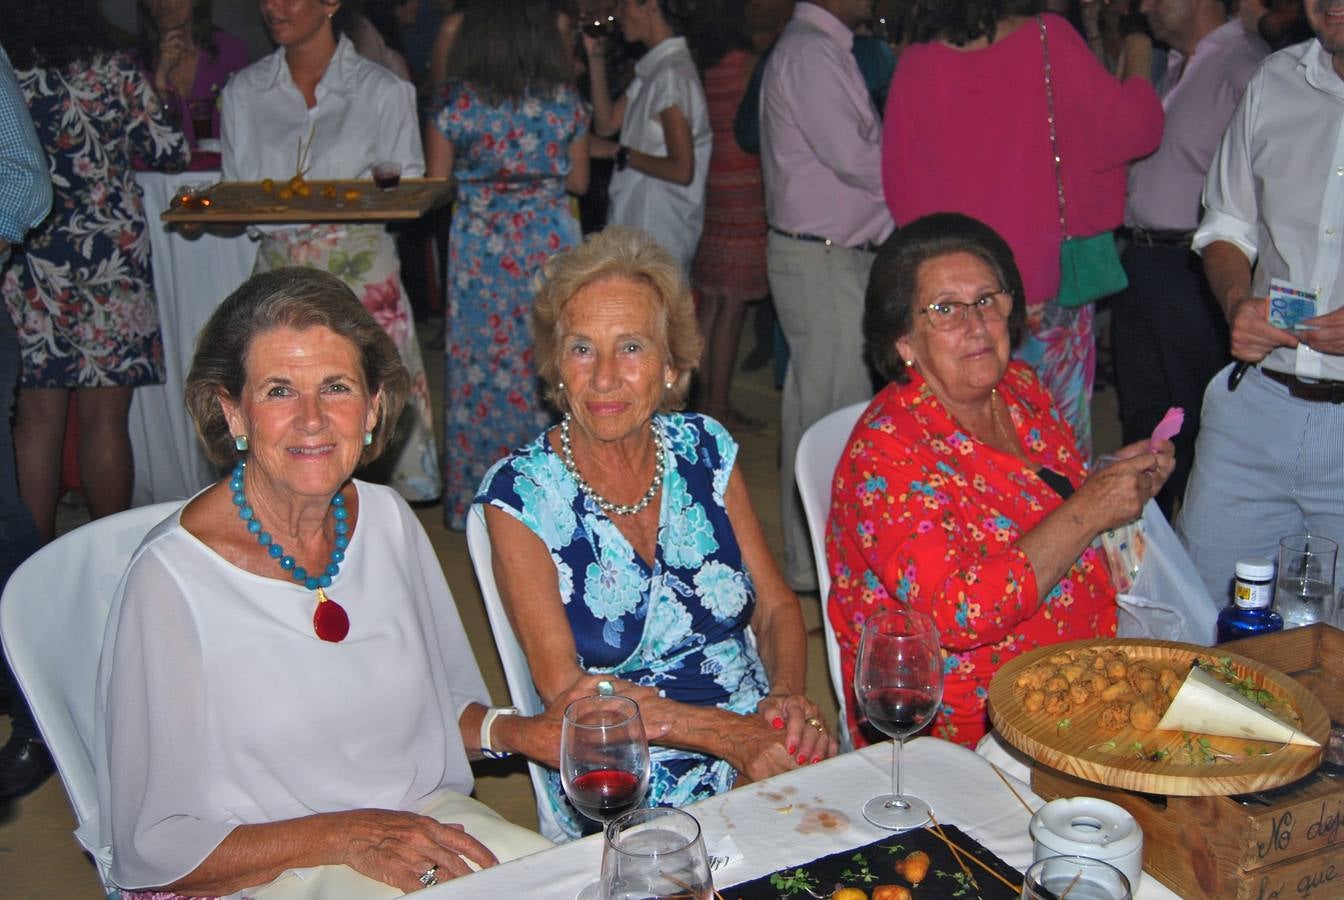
{"left": 1038, "top": 14, "right": 1069, "bottom": 239}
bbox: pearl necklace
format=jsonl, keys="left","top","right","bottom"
{"left": 559, "top": 413, "right": 665, "bottom": 516}
{"left": 230, "top": 461, "right": 351, "bottom": 642}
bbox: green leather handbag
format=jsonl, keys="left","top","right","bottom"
{"left": 1056, "top": 232, "right": 1128, "bottom": 309}
{"left": 1041, "top": 15, "right": 1128, "bottom": 309}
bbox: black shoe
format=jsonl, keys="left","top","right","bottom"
{"left": 0, "top": 734, "right": 55, "bottom": 803}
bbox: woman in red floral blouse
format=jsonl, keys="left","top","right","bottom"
{"left": 827, "top": 213, "right": 1175, "bottom": 748}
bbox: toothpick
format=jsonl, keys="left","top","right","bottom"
{"left": 989, "top": 761, "right": 1037, "bottom": 816}
{"left": 1057, "top": 870, "right": 1084, "bottom": 899}
{"left": 928, "top": 811, "right": 982, "bottom": 894}
{"left": 925, "top": 812, "right": 1022, "bottom": 893}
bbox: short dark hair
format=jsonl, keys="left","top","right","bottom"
{"left": 443, "top": 0, "right": 573, "bottom": 104}
{"left": 912, "top": 0, "right": 1045, "bottom": 45}
{"left": 184, "top": 268, "right": 409, "bottom": 467}
{"left": 864, "top": 213, "right": 1027, "bottom": 384}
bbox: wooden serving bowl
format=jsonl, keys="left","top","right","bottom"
{"left": 987, "top": 637, "right": 1329, "bottom": 796}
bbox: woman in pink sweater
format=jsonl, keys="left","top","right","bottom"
{"left": 882, "top": 2, "right": 1161, "bottom": 454}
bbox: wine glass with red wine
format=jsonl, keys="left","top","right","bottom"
{"left": 854, "top": 608, "right": 944, "bottom": 831}
{"left": 561, "top": 694, "right": 650, "bottom": 827}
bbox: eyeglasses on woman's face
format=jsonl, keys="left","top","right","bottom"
{"left": 917, "top": 290, "right": 1012, "bottom": 331}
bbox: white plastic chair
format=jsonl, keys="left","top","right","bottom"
{"left": 794, "top": 400, "right": 869, "bottom": 753}
{"left": 465, "top": 507, "right": 567, "bottom": 842}
{"left": 0, "top": 502, "right": 181, "bottom": 891}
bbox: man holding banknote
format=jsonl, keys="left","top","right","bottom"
{"left": 1176, "top": 2, "right": 1344, "bottom": 607}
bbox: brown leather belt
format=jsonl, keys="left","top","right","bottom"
{"left": 1262, "top": 368, "right": 1344, "bottom": 403}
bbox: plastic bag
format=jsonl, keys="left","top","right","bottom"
{"left": 1112, "top": 500, "right": 1217, "bottom": 645}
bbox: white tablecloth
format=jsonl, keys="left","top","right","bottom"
{"left": 131, "top": 171, "right": 257, "bottom": 505}
{"left": 424, "top": 737, "right": 1179, "bottom": 898}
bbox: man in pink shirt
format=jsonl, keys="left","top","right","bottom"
{"left": 760, "top": 0, "right": 893, "bottom": 592}
{"left": 1112, "top": 0, "right": 1267, "bottom": 516}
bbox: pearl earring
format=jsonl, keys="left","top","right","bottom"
{"left": 557, "top": 381, "right": 565, "bottom": 392}
{"left": 904, "top": 358, "right": 914, "bottom": 368}
{"left": 234, "top": 434, "right": 249, "bottom": 452}
{"left": 664, "top": 381, "right": 673, "bottom": 391}
{"left": 363, "top": 431, "right": 373, "bottom": 447}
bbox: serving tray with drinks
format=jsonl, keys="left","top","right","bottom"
{"left": 159, "top": 177, "right": 454, "bottom": 224}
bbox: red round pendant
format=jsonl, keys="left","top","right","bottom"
{"left": 313, "top": 593, "right": 350, "bottom": 642}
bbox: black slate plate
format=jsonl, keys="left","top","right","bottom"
{"left": 719, "top": 824, "right": 1023, "bottom": 899}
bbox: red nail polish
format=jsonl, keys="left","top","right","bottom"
{"left": 771, "top": 716, "right": 784, "bottom": 729}
{"left": 787, "top": 743, "right": 796, "bottom": 754}
{"left": 796, "top": 753, "right": 807, "bottom": 764}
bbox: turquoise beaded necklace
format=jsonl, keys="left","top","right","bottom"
{"left": 230, "top": 461, "right": 352, "bottom": 642}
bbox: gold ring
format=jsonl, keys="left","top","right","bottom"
{"left": 804, "top": 716, "right": 822, "bottom": 727}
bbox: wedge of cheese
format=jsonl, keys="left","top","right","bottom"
{"left": 1155, "top": 664, "right": 1320, "bottom": 747}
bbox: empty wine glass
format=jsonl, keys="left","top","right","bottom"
{"left": 600, "top": 808, "right": 713, "bottom": 900}
{"left": 854, "top": 608, "right": 944, "bottom": 831}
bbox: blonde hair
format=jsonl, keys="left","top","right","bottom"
{"left": 531, "top": 227, "right": 702, "bottom": 414}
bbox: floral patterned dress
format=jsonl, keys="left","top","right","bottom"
{"left": 826, "top": 362, "right": 1116, "bottom": 748}
{"left": 477, "top": 413, "right": 770, "bottom": 839}
{"left": 2, "top": 52, "right": 187, "bottom": 387}
{"left": 434, "top": 81, "right": 589, "bottom": 530}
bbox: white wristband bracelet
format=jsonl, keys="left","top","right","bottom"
{"left": 480, "top": 706, "right": 519, "bottom": 759}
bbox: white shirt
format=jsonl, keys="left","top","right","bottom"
{"left": 1194, "top": 38, "right": 1344, "bottom": 380}
{"left": 607, "top": 36, "right": 711, "bottom": 273}
{"left": 221, "top": 35, "right": 424, "bottom": 183}
{"left": 91, "top": 482, "right": 489, "bottom": 890}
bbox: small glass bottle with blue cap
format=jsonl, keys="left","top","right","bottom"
{"left": 1217, "top": 557, "right": 1283, "bottom": 643}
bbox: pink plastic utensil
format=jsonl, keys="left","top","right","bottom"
{"left": 1148, "top": 406, "right": 1184, "bottom": 450}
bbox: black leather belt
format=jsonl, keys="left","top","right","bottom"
{"left": 1123, "top": 226, "right": 1195, "bottom": 248}
{"left": 1263, "top": 368, "right": 1344, "bottom": 403}
{"left": 769, "top": 226, "right": 880, "bottom": 253}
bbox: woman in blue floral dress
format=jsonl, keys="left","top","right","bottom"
{"left": 427, "top": 0, "right": 591, "bottom": 530}
{"left": 476, "top": 228, "right": 836, "bottom": 840}
{"left": 0, "top": 3, "right": 188, "bottom": 541}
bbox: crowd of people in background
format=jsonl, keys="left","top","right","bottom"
{"left": 0, "top": 0, "right": 1340, "bottom": 869}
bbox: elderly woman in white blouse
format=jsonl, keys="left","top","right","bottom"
{"left": 220, "top": 0, "right": 439, "bottom": 503}
{"left": 582, "top": 0, "right": 711, "bottom": 273}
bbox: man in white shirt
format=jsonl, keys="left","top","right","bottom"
{"left": 761, "top": 0, "right": 893, "bottom": 592}
{"left": 1177, "top": 3, "right": 1344, "bottom": 607}
{"left": 1112, "top": 0, "right": 1266, "bottom": 516}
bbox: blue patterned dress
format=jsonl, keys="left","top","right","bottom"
{"left": 435, "top": 81, "right": 589, "bottom": 530}
{"left": 476, "top": 413, "right": 771, "bottom": 839}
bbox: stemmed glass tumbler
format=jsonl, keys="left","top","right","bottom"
{"left": 561, "top": 694, "right": 651, "bottom": 826}
{"left": 854, "top": 608, "right": 944, "bottom": 831}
